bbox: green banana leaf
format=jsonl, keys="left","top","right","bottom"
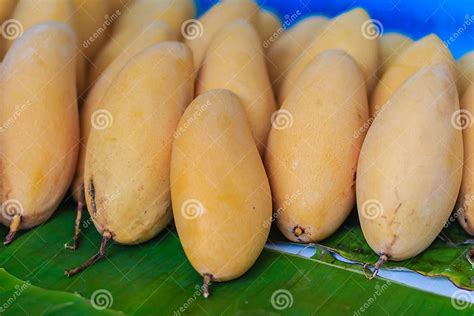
{"left": 267, "top": 211, "right": 473, "bottom": 290}
{"left": 0, "top": 268, "right": 123, "bottom": 315}
{"left": 0, "top": 202, "right": 471, "bottom": 315}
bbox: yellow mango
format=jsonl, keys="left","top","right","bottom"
{"left": 197, "top": 20, "right": 276, "bottom": 155}
{"left": 89, "top": 20, "right": 176, "bottom": 84}
{"left": 266, "top": 16, "right": 327, "bottom": 94}
{"left": 265, "top": 50, "right": 368, "bottom": 242}
{"left": 378, "top": 32, "right": 413, "bottom": 76}
{"left": 107, "top": 0, "right": 131, "bottom": 13}
{"left": 6, "top": 0, "right": 87, "bottom": 93}
{"left": 458, "top": 51, "right": 474, "bottom": 96}
{"left": 0, "top": 22, "right": 79, "bottom": 244}
{"left": 258, "top": 9, "right": 280, "bottom": 44}
{"left": 83, "top": 42, "right": 194, "bottom": 246}
{"left": 171, "top": 89, "right": 271, "bottom": 292}
{"left": 279, "top": 8, "right": 379, "bottom": 103}
{"left": 456, "top": 83, "right": 474, "bottom": 235}
{"left": 357, "top": 64, "right": 462, "bottom": 262}
{"left": 0, "top": 0, "right": 16, "bottom": 22}
{"left": 73, "top": 0, "right": 110, "bottom": 60}
{"left": 370, "top": 34, "right": 458, "bottom": 117}
{"left": 66, "top": 23, "right": 177, "bottom": 250}
{"left": 112, "top": 0, "right": 195, "bottom": 40}
{"left": 185, "top": 0, "right": 259, "bottom": 71}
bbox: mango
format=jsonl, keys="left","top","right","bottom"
{"left": 171, "top": 89, "right": 271, "bottom": 293}
{"left": 112, "top": 0, "right": 195, "bottom": 40}
{"left": 378, "top": 32, "right": 413, "bottom": 76}
{"left": 83, "top": 42, "right": 194, "bottom": 246}
{"left": 266, "top": 16, "right": 327, "bottom": 94}
{"left": 73, "top": 0, "right": 110, "bottom": 60}
{"left": 458, "top": 51, "right": 474, "bottom": 96}
{"left": 0, "top": 22, "right": 79, "bottom": 244}
{"left": 258, "top": 9, "right": 280, "bottom": 44}
{"left": 185, "top": 0, "right": 259, "bottom": 71}
{"left": 0, "top": 0, "right": 18, "bottom": 58}
{"left": 6, "top": 0, "right": 87, "bottom": 93}
{"left": 265, "top": 50, "right": 368, "bottom": 243}
{"left": 67, "top": 22, "right": 175, "bottom": 250}
{"left": 370, "top": 34, "right": 458, "bottom": 117}
{"left": 456, "top": 83, "right": 474, "bottom": 235}
{"left": 88, "top": 20, "right": 176, "bottom": 84}
{"left": 197, "top": 20, "right": 276, "bottom": 155}
{"left": 357, "top": 64, "right": 462, "bottom": 262}
{"left": 279, "top": 8, "right": 379, "bottom": 103}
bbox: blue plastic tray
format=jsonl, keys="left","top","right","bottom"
{"left": 195, "top": 0, "right": 473, "bottom": 58}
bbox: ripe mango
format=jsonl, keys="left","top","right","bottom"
{"left": 265, "top": 50, "right": 368, "bottom": 242}
{"left": 88, "top": 20, "right": 176, "bottom": 84}
{"left": 258, "top": 9, "right": 280, "bottom": 44}
{"left": 378, "top": 32, "right": 413, "bottom": 76}
{"left": 72, "top": 21, "right": 175, "bottom": 204}
{"left": 279, "top": 8, "right": 379, "bottom": 103}
{"left": 357, "top": 64, "right": 462, "bottom": 261}
{"left": 185, "top": 0, "right": 259, "bottom": 71}
{"left": 84, "top": 42, "right": 194, "bottom": 245}
{"left": 370, "top": 34, "right": 458, "bottom": 117}
{"left": 0, "top": 22, "right": 79, "bottom": 243}
{"left": 458, "top": 51, "right": 474, "bottom": 96}
{"left": 6, "top": 0, "right": 87, "bottom": 93}
{"left": 73, "top": 0, "right": 110, "bottom": 60}
{"left": 112, "top": 0, "right": 195, "bottom": 40}
{"left": 456, "top": 83, "right": 474, "bottom": 235}
{"left": 197, "top": 20, "right": 276, "bottom": 155}
{"left": 171, "top": 89, "right": 271, "bottom": 287}
{"left": 266, "top": 16, "right": 327, "bottom": 94}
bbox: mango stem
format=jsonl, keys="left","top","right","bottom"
{"left": 64, "top": 231, "right": 112, "bottom": 277}
{"left": 4, "top": 214, "right": 21, "bottom": 245}
{"left": 363, "top": 254, "right": 388, "bottom": 280}
{"left": 65, "top": 185, "right": 85, "bottom": 250}
{"left": 467, "top": 247, "right": 474, "bottom": 268}
{"left": 202, "top": 273, "right": 213, "bottom": 299}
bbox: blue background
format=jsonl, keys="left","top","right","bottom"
{"left": 194, "top": 0, "right": 474, "bottom": 59}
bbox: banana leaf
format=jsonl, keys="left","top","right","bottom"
{"left": 267, "top": 211, "right": 473, "bottom": 290}
{"left": 0, "top": 268, "right": 122, "bottom": 315}
{"left": 0, "top": 202, "right": 471, "bottom": 315}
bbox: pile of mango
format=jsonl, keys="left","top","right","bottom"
{"left": 0, "top": 0, "right": 472, "bottom": 296}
